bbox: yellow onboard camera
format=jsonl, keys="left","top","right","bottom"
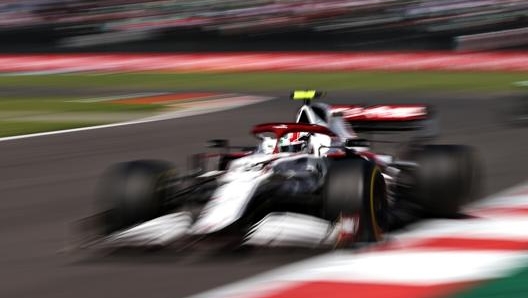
{"left": 290, "top": 90, "right": 326, "bottom": 101}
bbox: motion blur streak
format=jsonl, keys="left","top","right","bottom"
{"left": 1, "top": 1, "right": 528, "bottom": 51}
{"left": 1, "top": 1, "right": 528, "bottom": 298}
{"left": 1, "top": 92, "right": 527, "bottom": 298}
{"left": 2, "top": 53, "right": 528, "bottom": 72}
{"left": 190, "top": 182, "right": 528, "bottom": 298}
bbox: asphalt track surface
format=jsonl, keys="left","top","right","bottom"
{"left": 1, "top": 91, "right": 527, "bottom": 298}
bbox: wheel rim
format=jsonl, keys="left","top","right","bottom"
{"left": 370, "top": 167, "right": 387, "bottom": 241}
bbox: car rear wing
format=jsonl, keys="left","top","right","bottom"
{"left": 330, "top": 104, "right": 438, "bottom": 136}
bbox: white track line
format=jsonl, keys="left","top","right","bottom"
{"left": 0, "top": 95, "right": 274, "bottom": 142}
{"left": 66, "top": 92, "right": 169, "bottom": 103}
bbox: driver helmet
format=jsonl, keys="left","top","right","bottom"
{"left": 278, "top": 132, "right": 310, "bottom": 153}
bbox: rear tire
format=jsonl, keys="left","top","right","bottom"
{"left": 96, "top": 160, "right": 174, "bottom": 235}
{"left": 323, "top": 158, "right": 388, "bottom": 243}
{"left": 398, "top": 145, "right": 480, "bottom": 217}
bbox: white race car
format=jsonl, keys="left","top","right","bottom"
{"left": 78, "top": 91, "right": 480, "bottom": 250}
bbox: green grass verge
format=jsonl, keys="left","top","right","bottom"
{"left": 0, "top": 97, "right": 163, "bottom": 112}
{"left": 0, "top": 71, "right": 527, "bottom": 91}
{"left": 0, "top": 120, "right": 107, "bottom": 137}
{"left": 452, "top": 266, "right": 528, "bottom": 298}
{"left": 0, "top": 95, "right": 163, "bottom": 137}
{"left": 1, "top": 71, "right": 527, "bottom": 138}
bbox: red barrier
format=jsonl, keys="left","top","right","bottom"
{"left": 1, "top": 52, "right": 528, "bottom": 73}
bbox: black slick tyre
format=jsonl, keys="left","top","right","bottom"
{"left": 96, "top": 160, "right": 174, "bottom": 235}
{"left": 323, "top": 158, "right": 388, "bottom": 243}
{"left": 398, "top": 145, "right": 480, "bottom": 217}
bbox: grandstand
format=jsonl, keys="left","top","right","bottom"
{"left": 0, "top": 0, "right": 527, "bottom": 51}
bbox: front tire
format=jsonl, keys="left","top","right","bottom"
{"left": 323, "top": 158, "right": 388, "bottom": 243}
{"left": 96, "top": 160, "right": 174, "bottom": 235}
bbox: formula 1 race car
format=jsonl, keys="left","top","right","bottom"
{"left": 79, "top": 91, "right": 480, "bottom": 250}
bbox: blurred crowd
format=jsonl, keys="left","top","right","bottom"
{"left": 1, "top": 0, "right": 527, "bottom": 50}
{"left": 1, "top": 0, "right": 526, "bottom": 32}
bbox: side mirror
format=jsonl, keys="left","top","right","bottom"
{"left": 206, "top": 139, "right": 229, "bottom": 148}
{"left": 345, "top": 138, "right": 370, "bottom": 148}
